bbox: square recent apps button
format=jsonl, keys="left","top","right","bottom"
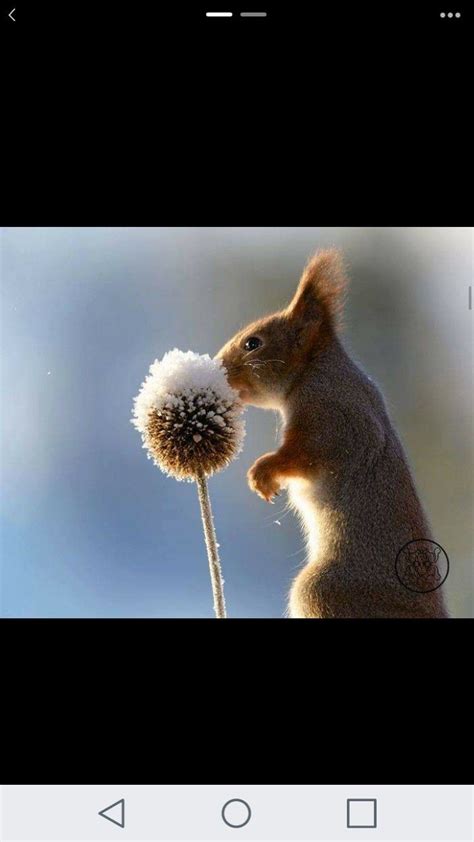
{"left": 347, "top": 798, "right": 377, "bottom": 828}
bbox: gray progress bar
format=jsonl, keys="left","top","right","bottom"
{"left": 240, "top": 11, "right": 267, "bottom": 16}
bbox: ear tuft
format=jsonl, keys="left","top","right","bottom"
{"left": 287, "top": 248, "right": 348, "bottom": 328}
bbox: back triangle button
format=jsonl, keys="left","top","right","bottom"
{"left": 98, "top": 798, "right": 125, "bottom": 829}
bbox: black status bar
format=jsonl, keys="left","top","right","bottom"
{"left": 2, "top": 2, "right": 471, "bottom": 33}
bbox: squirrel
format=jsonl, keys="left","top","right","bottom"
{"left": 216, "top": 249, "right": 449, "bottom": 618}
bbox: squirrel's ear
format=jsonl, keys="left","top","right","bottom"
{"left": 286, "top": 249, "right": 347, "bottom": 327}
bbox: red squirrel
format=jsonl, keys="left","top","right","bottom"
{"left": 216, "top": 249, "right": 448, "bottom": 618}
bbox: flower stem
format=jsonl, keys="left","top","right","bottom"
{"left": 195, "top": 471, "right": 227, "bottom": 619}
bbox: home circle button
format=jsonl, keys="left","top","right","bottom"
{"left": 222, "top": 798, "right": 252, "bottom": 828}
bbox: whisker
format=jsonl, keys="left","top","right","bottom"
{"left": 243, "top": 363, "right": 263, "bottom": 377}
{"left": 264, "top": 504, "right": 292, "bottom": 523}
{"left": 289, "top": 543, "right": 306, "bottom": 555}
{"left": 225, "top": 364, "right": 246, "bottom": 375}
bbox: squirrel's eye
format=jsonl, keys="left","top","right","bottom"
{"left": 244, "top": 336, "right": 262, "bottom": 352}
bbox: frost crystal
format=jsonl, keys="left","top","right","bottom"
{"left": 131, "top": 349, "right": 246, "bottom": 481}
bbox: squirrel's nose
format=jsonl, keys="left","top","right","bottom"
{"left": 215, "top": 351, "right": 232, "bottom": 381}
{"left": 217, "top": 357, "right": 229, "bottom": 375}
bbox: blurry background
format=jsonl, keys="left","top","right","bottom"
{"left": 1, "top": 227, "right": 472, "bottom": 617}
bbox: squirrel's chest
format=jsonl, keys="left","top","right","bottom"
{"left": 287, "top": 474, "right": 342, "bottom": 562}
{"left": 287, "top": 477, "right": 322, "bottom": 557}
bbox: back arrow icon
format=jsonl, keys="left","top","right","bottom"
{"left": 8, "top": 8, "right": 16, "bottom": 21}
{"left": 98, "top": 798, "right": 125, "bottom": 829}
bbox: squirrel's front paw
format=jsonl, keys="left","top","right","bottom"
{"left": 247, "top": 453, "right": 281, "bottom": 503}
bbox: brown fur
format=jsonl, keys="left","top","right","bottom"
{"left": 216, "top": 249, "right": 448, "bottom": 618}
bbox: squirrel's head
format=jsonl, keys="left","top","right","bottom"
{"left": 216, "top": 249, "right": 347, "bottom": 409}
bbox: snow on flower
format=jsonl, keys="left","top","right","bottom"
{"left": 131, "top": 349, "right": 246, "bottom": 480}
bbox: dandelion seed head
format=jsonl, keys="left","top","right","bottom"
{"left": 131, "top": 349, "right": 246, "bottom": 481}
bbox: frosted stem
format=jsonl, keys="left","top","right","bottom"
{"left": 195, "top": 471, "right": 227, "bottom": 619}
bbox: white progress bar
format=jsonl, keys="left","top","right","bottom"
{"left": 205, "top": 10, "right": 267, "bottom": 16}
